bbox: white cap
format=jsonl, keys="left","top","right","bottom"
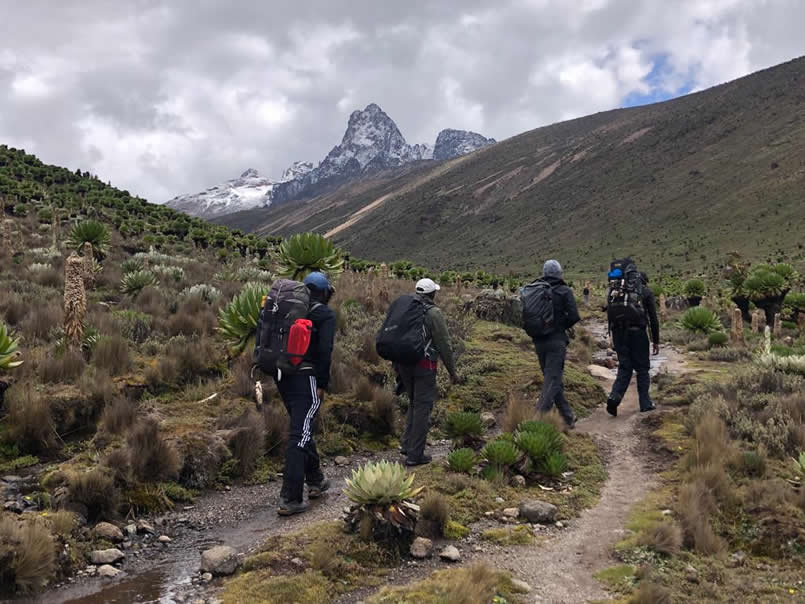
{"left": 416, "top": 278, "right": 441, "bottom": 294}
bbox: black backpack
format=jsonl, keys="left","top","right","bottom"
{"left": 375, "top": 294, "right": 429, "bottom": 364}
{"left": 521, "top": 280, "right": 556, "bottom": 338}
{"left": 607, "top": 259, "right": 646, "bottom": 327}
{"left": 254, "top": 279, "right": 318, "bottom": 377}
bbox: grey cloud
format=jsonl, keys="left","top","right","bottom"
{"left": 1, "top": 0, "right": 804, "bottom": 203}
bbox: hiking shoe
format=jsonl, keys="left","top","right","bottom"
{"left": 277, "top": 499, "right": 310, "bottom": 516}
{"left": 405, "top": 454, "right": 432, "bottom": 467}
{"left": 307, "top": 479, "right": 330, "bottom": 499}
{"left": 640, "top": 404, "right": 657, "bottom": 413}
{"left": 399, "top": 448, "right": 407, "bottom": 456}
{"left": 606, "top": 399, "right": 618, "bottom": 417}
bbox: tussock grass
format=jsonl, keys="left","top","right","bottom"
{"left": 0, "top": 516, "right": 56, "bottom": 594}
{"left": 126, "top": 418, "right": 181, "bottom": 482}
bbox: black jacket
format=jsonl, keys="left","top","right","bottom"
{"left": 300, "top": 302, "right": 336, "bottom": 390}
{"left": 533, "top": 276, "right": 581, "bottom": 339}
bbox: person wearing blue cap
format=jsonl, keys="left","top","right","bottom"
{"left": 276, "top": 271, "right": 336, "bottom": 516}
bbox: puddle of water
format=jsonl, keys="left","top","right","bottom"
{"left": 46, "top": 568, "right": 168, "bottom": 604}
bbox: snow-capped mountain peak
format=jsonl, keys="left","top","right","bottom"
{"left": 166, "top": 103, "right": 496, "bottom": 218}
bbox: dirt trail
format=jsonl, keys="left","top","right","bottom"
{"left": 478, "top": 321, "right": 686, "bottom": 603}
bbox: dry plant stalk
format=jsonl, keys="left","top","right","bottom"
{"left": 64, "top": 253, "right": 87, "bottom": 348}
{"left": 81, "top": 242, "right": 95, "bottom": 288}
{"left": 730, "top": 307, "right": 744, "bottom": 345}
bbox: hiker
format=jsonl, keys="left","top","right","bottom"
{"left": 377, "top": 278, "right": 459, "bottom": 466}
{"left": 263, "top": 272, "right": 336, "bottom": 516}
{"left": 521, "top": 260, "right": 580, "bottom": 428}
{"left": 583, "top": 283, "right": 591, "bottom": 306}
{"left": 605, "top": 262, "right": 660, "bottom": 416}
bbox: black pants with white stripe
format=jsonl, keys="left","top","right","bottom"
{"left": 276, "top": 373, "right": 324, "bottom": 503}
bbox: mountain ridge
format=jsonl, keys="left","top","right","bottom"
{"left": 166, "top": 104, "right": 495, "bottom": 219}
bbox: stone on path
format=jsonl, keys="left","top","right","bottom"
{"left": 511, "top": 578, "right": 532, "bottom": 593}
{"left": 136, "top": 519, "right": 155, "bottom": 534}
{"left": 98, "top": 564, "right": 122, "bottom": 578}
{"left": 201, "top": 546, "right": 239, "bottom": 576}
{"left": 519, "top": 500, "right": 558, "bottom": 524}
{"left": 201, "top": 572, "right": 213, "bottom": 583}
{"left": 124, "top": 523, "right": 137, "bottom": 537}
{"left": 94, "top": 522, "right": 124, "bottom": 542}
{"left": 90, "top": 549, "right": 125, "bottom": 565}
{"left": 510, "top": 475, "right": 526, "bottom": 488}
{"left": 158, "top": 535, "right": 172, "bottom": 544}
{"left": 334, "top": 456, "right": 349, "bottom": 466}
{"left": 439, "top": 545, "right": 461, "bottom": 562}
{"left": 502, "top": 507, "right": 519, "bottom": 519}
{"left": 410, "top": 537, "right": 433, "bottom": 559}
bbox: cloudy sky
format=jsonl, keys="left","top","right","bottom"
{"left": 1, "top": 0, "right": 804, "bottom": 203}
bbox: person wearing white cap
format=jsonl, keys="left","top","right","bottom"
{"left": 395, "top": 278, "right": 459, "bottom": 466}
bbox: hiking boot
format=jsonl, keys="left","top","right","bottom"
{"left": 565, "top": 417, "right": 577, "bottom": 431}
{"left": 640, "top": 403, "right": 657, "bottom": 413}
{"left": 277, "top": 499, "right": 309, "bottom": 516}
{"left": 606, "top": 399, "right": 618, "bottom": 417}
{"left": 307, "top": 479, "right": 330, "bottom": 499}
{"left": 405, "top": 454, "right": 432, "bottom": 467}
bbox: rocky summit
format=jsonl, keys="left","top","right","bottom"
{"left": 432, "top": 128, "right": 496, "bottom": 161}
{"left": 166, "top": 103, "right": 494, "bottom": 218}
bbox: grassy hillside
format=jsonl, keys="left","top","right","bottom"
{"left": 231, "top": 56, "right": 805, "bottom": 280}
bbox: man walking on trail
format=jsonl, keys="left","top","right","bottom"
{"left": 521, "top": 260, "right": 581, "bottom": 429}
{"left": 605, "top": 265, "right": 660, "bottom": 417}
{"left": 276, "top": 272, "right": 336, "bottom": 516}
{"left": 395, "top": 278, "right": 460, "bottom": 467}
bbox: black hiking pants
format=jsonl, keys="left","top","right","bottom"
{"left": 275, "top": 373, "right": 324, "bottom": 503}
{"left": 609, "top": 328, "right": 653, "bottom": 410}
{"left": 533, "top": 336, "right": 576, "bottom": 426}
{"left": 398, "top": 364, "right": 437, "bottom": 462}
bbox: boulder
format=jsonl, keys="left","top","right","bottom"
{"left": 410, "top": 537, "right": 433, "bottom": 559}
{"left": 94, "top": 522, "right": 124, "bottom": 542}
{"left": 90, "top": 549, "right": 125, "bottom": 565}
{"left": 439, "top": 545, "right": 461, "bottom": 562}
{"left": 98, "top": 564, "right": 122, "bottom": 578}
{"left": 201, "top": 546, "right": 239, "bottom": 576}
{"left": 334, "top": 456, "right": 349, "bottom": 466}
{"left": 519, "top": 500, "right": 558, "bottom": 524}
{"left": 480, "top": 412, "right": 496, "bottom": 429}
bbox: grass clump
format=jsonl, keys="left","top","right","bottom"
{"left": 92, "top": 335, "right": 131, "bottom": 375}
{"left": 417, "top": 493, "right": 449, "bottom": 538}
{"left": 707, "top": 332, "right": 728, "bottom": 348}
{"left": 126, "top": 418, "right": 181, "bottom": 482}
{"left": 5, "top": 386, "right": 58, "bottom": 454}
{"left": 67, "top": 468, "right": 119, "bottom": 523}
{"left": 0, "top": 515, "right": 56, "bottom": 594}
{"left": 481, "top": 525, "right": 534, "bottom": 545}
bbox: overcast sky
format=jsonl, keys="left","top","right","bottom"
{"left": 1, "top": 0, "right": 804, "bottom": 203}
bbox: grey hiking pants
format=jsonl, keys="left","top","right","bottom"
{"left": 397, "top": 364, "right": 437, "bottom": 462}
{"left": 533, "top": 336, "right": 576, "bottom": 426}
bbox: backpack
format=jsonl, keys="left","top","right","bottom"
{"left": 254, "top": 279, "right": 318, "bottom": 377}
{"left": 521, "top": 280, "right": 556, "bottom": 338}
{"left": 606, "top": 259, "right": 646, "bottom": 327}
{"left": 375, "top": 294, "right": 430, "bottom": 364}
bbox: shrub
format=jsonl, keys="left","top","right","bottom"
{"left": 680, "top": 307, "right": 721, "bottom": 334}
{"left": 685, "top": 414, "right": 732, "bottom": 470}
{"left": 707, "top": 332, "right": 728, "bottom": 348}
{"left": 707, "top": 347, "right": 751, "bottom": 362}
{"left": 683, "top": 280, "right": 706, "bottom": 298}
{"left": 676, "top": 480, "right": 726, "bottom": 555}
{"left": 745, "top": 268, "right": 786, "bottom": 299}
{"left": 354, "top": 376, "right": 376, "bottom": 401}
{"left": 112, "top": 310, "right": 152, "bottom": 344}
{"left": 218, "top": 283, "right": 264, "bottom": 354}
{"left": 0, "top": 322, "right": 23, "bottom": 373}
{"left": 47, "top": 511, "right": 76, "bottom": 538}
{"left": 68, "top": 220, "right": 109, "bottom": 258}
{"left": 740, "top": 450, "right": 768, "bottom": 478}
{"left": 639, "top": 521, "right": 682, "bottom": 556}
{"left": 629, "top": 581, "right": 671, "bottom": 604}
{"left": 515, "top": 423, "right": 564, "bottom": 475}
{"left": 121, "top": 258, "right": 144, "bottom": 274}
{"left": 447, "top": 448, "right": 476, "bottom": 474}
{"left": 126, "top": 418, "right": 181, "bottom": 482}
{"left": 100, "top": 397, "right": 138, "bottom": 435}
{"left": 445, "top": 412, "right": 483, "bottom": 440}
{"left": 167, "top": 307, "right": 216, "bottom": 337}
{"left": 0, "top": 516, "right": 56, "bottom": 594}
{"left": 182, "top": 283, "right": 221, "bottom": 305}
{"left": 343, "top": 460, "right": 422, "bottom": 547}
{"left": 67, "top": 468, "right": 119, "bottom": 522}
{"left": 277, "top": 232, "right": 344, "bottom": 281}
{"left": 5, "top": 386, "right": 58, "bottom": 454}
{"left": 482, "top": 439, "right": 520, "bottom": 468}
{"left": 418, "top": 493, "right": 450, "bottom": 538}
{"left": 120, "top": 270, "right": 159, "bottom": 296}
{"left": 91, "top": 335, "right": 130, "bottom": 376}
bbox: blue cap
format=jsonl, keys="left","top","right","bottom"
{"left": 303, "top": 271, "right": 331, "bottom": 291}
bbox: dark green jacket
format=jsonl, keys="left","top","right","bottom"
{"left": 420, "top": 295, "right": 457, "bottom": 378}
